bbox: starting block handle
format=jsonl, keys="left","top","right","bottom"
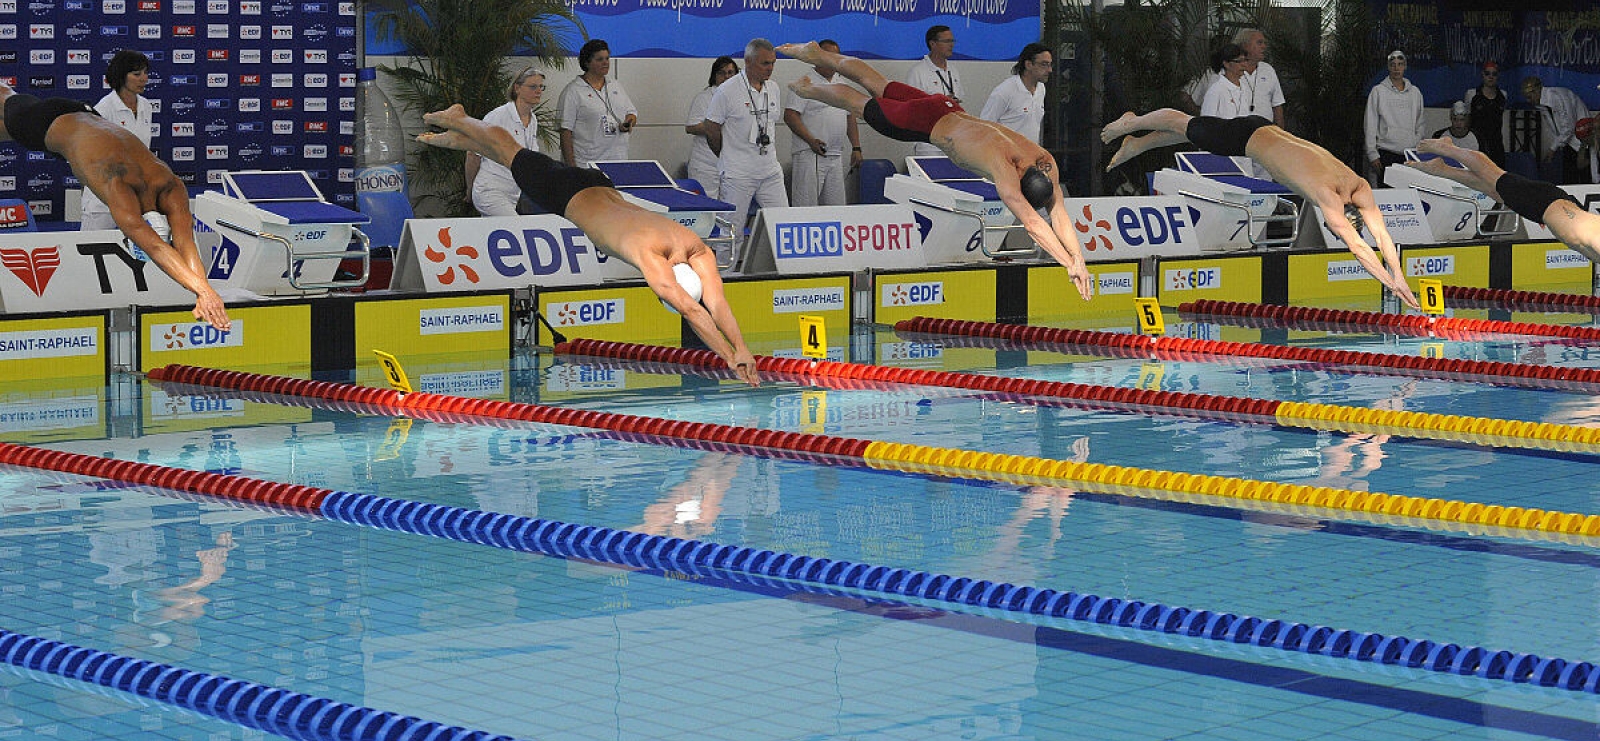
{"left": 1176, "top": 189, "right": 1300, "bottom": 248}
{"left": 213, "top": 217, "right": 371, "bottom": 291}
{"left": 1407, "top": 184, "right": 1521, "bottom": 237}
{"left": 907, "top": 197, "right": 1038, "bottom": 259}
{"left": 710, "top": 215, "right": 738, "bottom": 270}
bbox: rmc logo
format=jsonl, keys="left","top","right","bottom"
{"left": 551, "top": 298, "right": 625, "bottom": 326}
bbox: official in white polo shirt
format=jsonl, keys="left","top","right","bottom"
{"left": 704, "top": 38, "right": 789, "bottom": 262}
{"left": 904, "top": 25, "right": 964, "bottom": 156}
{"left": 81, "top": 50, "right": 155, "bottom": 231}
{"left": 558, "top": 39, "right": 637, "bottom": 168}
{"left": 980, "top": 42, "right": 1051, "bottom": 143}
{"left": 784, "top": 39, "right": 860, "bottom": 207}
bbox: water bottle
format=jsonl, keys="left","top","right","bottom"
{"left": 355, "top": 67, "right": 412, "bottom": 254}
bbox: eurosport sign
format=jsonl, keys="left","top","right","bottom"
{"left": 0, "top": 229, "right": 194, "bottom": 313}
{"left": 756, "top": 205, "right": 927, "bottom": 275}
{"left": 390, "top": 215, "right": 644, "bottom": 292}
{"left": 1061, "top": 196, "right": 1204, "bottom": 260}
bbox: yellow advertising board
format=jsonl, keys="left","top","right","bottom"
{"left": 0, "top": 384, "right": 106, "bottom": 442}
{"left": 139, "top": 304, "right": 310, "bottom": 373}
{"left": 0, "top": 313, "right": 107, "bottom": 384}
{"left": 874, "top": 268, "right": 996, "bottom": 325}
{"left": 355, "top": 294, "right": 512, "bottom": 372}
{"left": 1400, "top": 244, "right": 1489, "bottom": 290}
{"left": 1028, "top": 262, "right": 1139, "bottom": 321}
{"left": 1286, "top": 251, "right": 1384, "bottom": 304}
{"left": 1155, "top": 255, "right": 1262, "bottom": 304}
{"left": 537, "top": 285, "right": 682, "bottom": 346}
{"left": 141, "top": 381, "right": 313, "bottom": 433}
{"left": 723, "top": 274, "right": 852, "bottom": 343}
{"left": 1510, "top": 241, "right": 1595, "bottom": 292}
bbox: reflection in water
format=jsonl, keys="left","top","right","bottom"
{"left": 120, "top": 532, "right": 236, "bottom": 654}
{"left": 634, "top": 452, "right": 743, "bottom": 539}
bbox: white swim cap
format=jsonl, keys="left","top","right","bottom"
{"left": 662, "top": 263, "right": 704, "bottom": 314}
{"left": 143, "top": 211, "right": 171, "bottom": 242}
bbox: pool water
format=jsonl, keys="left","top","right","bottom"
{"left": 3, "top": 316, "right": 1600, "bottom": 741}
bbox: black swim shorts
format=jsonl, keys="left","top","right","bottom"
{"left": 1184, "top": 115, "right": 1273, "bottom": 157}
{"left": 1495, "top": 172, "right": 1580, "bottom": 225}
{"left": 510, "top": 149, "right": 614, "bottom": 217}
{"left": 3, "top": 94, "right": 95, "bottom": 152}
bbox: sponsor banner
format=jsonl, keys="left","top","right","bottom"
{"left": 140, "top": 389, "right": 313, "bottom": 436}
{"left": 1027, "top": 262, "right": 1139, "bottom": 321}
{"left": 353, "top": 293, "right": 512, "bottom": 369}
{"left": 138, "top": 304, "right": 310, "bottom": 372}
{"left": 537, "top": 285, "right": 681, "bottom": 346}
{"left": 1399, "top": 244, "right": 1488, "bottom": 291}
{"left": 1285, "top": 251, "right": 1382, "bottom": 304}
{"left": 1510, "top": 241, "right": 1595, "bottom": 292}
{"left": 0, "top": 392, "right": 103, "bottom": 439}
{"left": 540, "top": 362, "right": 680, "bottom": 399}
{"left": 390, "top": 215, "right": 642, "bottom": 292}
{"left": 720, "top": 275, "right": 851, "bottom": 342}
{"left": 1064, "top": 196, "right": 1206, "bottom": 260}
{"left": 416, "top": 369, "right": 506, "bottom": 398}
{"left": 0, "top": 230, "right": 193, "bottom": 312}
{"left": 0, "top": 313, "right": 105, "bottom": 381}
{"left": 365, "top": 0, "right": 1040, "bottom": 61}
{"left": 1312, "top": 189, "right": 1434, "bottom": 248}
{"left": 874, "top": 268, "right": 994, "bottom": 325}
{"left": 754, "top": 205, "right": 926, "bottom": 275}
{"left": 1155, "top": 255, "right": 1262, "bottom": 304}
{"left": 1525, "top": 185, "right": 1600, "bottom": 240}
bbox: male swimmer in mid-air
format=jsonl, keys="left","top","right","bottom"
{"left": 1102, "top": 109, "right": 1421, "bottom": 309}
{"left": 417, "top": 104, "right": 760, "bottom": 386}
{"left": 1408, "top": 137, "right": 1600, "bottom": 265}
{"left": 0, "top": 82, "right": 230, "bottom": 329}
{"left": 775, "top": 41, "right": 1093, "bottom": 300}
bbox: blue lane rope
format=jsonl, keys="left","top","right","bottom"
{"left": 0, "top": 630, "right": 527, "bottom": 741}
{"left": 317, "top": 490, "right": 1600, "bottom": 694}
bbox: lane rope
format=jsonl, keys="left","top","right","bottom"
{"left": 1180, "top": 299, "right": 1600, "bottom": 342}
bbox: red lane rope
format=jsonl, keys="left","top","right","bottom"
{"left": 0, "top": 442, "right": 328, "bottom": 512}
{"left": 892, "top": 316, "right": 1600, "bottom": 389}
{"left": 1444, "top": 285, "right": 1600, "bottom": 314}
{"left": 146, "top": 365, "right": 875, "bottom": 459}
{"left": 555, "top": 339, "right": 1283, "bottom": 422}
{"left": 1181, "top": 299, "right": 1600, "bottom": 341}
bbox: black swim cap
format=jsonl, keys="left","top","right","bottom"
{"left": 1021, "top": 166, "right": 1054, "bottom": 209}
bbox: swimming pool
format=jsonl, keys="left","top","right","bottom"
{"left": 3, "top": 310, "right": 1600, "bottom": 741}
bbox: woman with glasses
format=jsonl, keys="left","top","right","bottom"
{"left": 684, "top": 56, "right": 738, "bottom": 198}
{"left": 467, "top": 67, "right": 546, "bottom": 216}
{"left": 1200, "top": 44, "right": 1257, "bottom": 120}
{"left": 979, "top": 42, "right": 1052, "bottom": 143}
{"left": 1464, "top": 61, "right": 1507, "bottom": 166}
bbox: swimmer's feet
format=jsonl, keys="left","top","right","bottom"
{"left": 1414, "top": 137, "right": 1458, "bottom": 158}
{"left": 1405, "top": 156, "right": 1460, "bottom": 180}
{"left": 1100, "top": 111, "right": 1140, "bottom": 143}
{"left": 421, "top": 103, "right": 469, "bottom": 130}
{"left": 416, "top": 130, "right": 470, "bottom": 151}
{"left": 1105, "top": 136, "right": 1145, "bottom": 171}
{"left": 788, "top": 75, "right": 815, "bottom": 99}
{"left": 777, "top": 42, "right": 827, "bottom": 65}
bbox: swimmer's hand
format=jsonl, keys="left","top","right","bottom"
{"left": 193, "top": 289, "right": 231, "bottom": 331}
{"left": 1387, "top": 268, "right": 1421, "bottom": 311}
{"left": 730, "top": 350, "right": 760, "bottom": 387}
{"left": 1068, "top": 260, "right": 1093, "bottom": 301}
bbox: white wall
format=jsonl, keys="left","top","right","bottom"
{"left": 372, "top": 54, "right": 1014, "bottom": 184}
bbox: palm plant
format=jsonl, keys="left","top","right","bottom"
{"left": 368, "top": 0, "right": 583, "bottom": 216}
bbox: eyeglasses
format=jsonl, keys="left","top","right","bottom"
{"left": 524, "top": 83, "right": 546, "bottom": 91}
{"left": 934, "top": 37, "right": 955, "bottom": 44}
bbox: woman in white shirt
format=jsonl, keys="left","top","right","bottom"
{"left": 684, "top": 56, "right": 738, "bottom": 198}
{"left": 558, "top": 39, "right": 638, "bottom": 168}
{"left": 80, "top": 50, "right": 153, "bottom": 231}
{"left": 467, "top": 67, "right": 546, "bottom": 216}
{"left": 1201, "top": 44, "right": 1255, "bottom": 120}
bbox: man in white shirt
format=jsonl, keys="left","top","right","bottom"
{"left": 979, "top": 42, "right": 1051, "bottom": 143}
{"left": 904, "top": 25, "right": 963, "bottom": 156}
{"left": 784, "top": 39, "right": 861, "bottom": 207}
{"left": 1523, "top": 75, "right": 1589, "bottom": 184}
{"left": 704, "top": 38, "right": 790, "bottom": 262}
{"left": 1235, "top": 29, "right": 1286, "bottom": 128}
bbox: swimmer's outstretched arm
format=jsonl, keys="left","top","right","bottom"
{"left": 996, "top": 176, "right": 1092, "bottom": 300}
{"left": 110, "top": 187, "right": 230, "bottom": 330}
{"left": 642, "top": 252, "right": 759, "bottom": 386}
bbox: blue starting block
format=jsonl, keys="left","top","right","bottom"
{"left": 192, "top": 171, "right": 372, "bottom": 295}
{"left": 1152, "top": 152, "right": 1300, "bottom": 251}
{"left": 590, "top": 160, "right": 737, "bottom": 256}
{"left": 885, "top": 156, "right": 1032, "bottom": 260}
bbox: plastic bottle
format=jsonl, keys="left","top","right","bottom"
{"left": 354, "top": 67, "right": 412, "bottom": 253}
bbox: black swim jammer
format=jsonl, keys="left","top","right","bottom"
{"left": 1495, "top": 172, "right": 1581, "bottom": 226}
{"left": 2, "top": 94, "right": 95, "bottom": 152}
{"left": 510, "top": 149, "right": 614, "bottom": 217}
{"left": 1184, "top": 115, "right": 1273, "bottom": 157}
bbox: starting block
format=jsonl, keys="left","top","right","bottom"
{"left": 192, "top": 171, "right": 371, "bottom": 295}
{"left": 591, "top": 160, "right": 736, "bottom": 261}
{"left": 1152, "top": 152, "right": 1300, "bottom": 251}
{"left": 1384, "top": 150, "right": 1519, "bottom": 241}
{"left": 892, "top": 156, "right": 1033, "bottom": 259}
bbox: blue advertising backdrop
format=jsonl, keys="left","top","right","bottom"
{"left": 363, "top": 0, "right": 1042, "bottom": 61}
{"left": 3, "top": 0, "right": 359, "bottom": 220}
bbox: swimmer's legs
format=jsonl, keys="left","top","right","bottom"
{"left": 779, "top": 42, "right": 889, "bottom": 98}
{"left": 418, "top": 104, "right": 523, "bottom": 169}
{"left": 1102, "top": 109, "right": 1193, "bottom": 170}
{"left": 1411, "top": 138, "right": 1505, "bottom": 200}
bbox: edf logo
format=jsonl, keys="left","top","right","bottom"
{"left": 154, "top": 321, "right": 242, "bottom": 350}
{"left": 775, "top": 221, "right": 843, "bottom": 259}
{"left": 552, "top": 299, "right": 625, "bottom": 326}
{"left": 884, "top": 281, "right": 943, "bottom": 306}
{"left": 1406, "top": 254, "right": 1454, "bottom": 277}
{"left": 1165, "top": 267, "right": 1220, "bottom": 291}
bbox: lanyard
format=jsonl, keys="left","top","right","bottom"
{"left": 934, "top": 68, "right": 955, "bottom": 97}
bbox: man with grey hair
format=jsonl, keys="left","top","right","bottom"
{"left": 1234, "top": 28, "right": 1285, "bottom": 128}
{"left": 703, "top": 38, "right": 789, "bottom": 263}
